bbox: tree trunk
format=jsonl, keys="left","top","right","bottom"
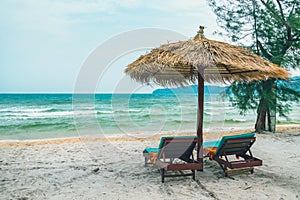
{"left": 256, "top": 79, "right": 277, "bottom": 133}
{"left": 255, "top": 98, "right": 267, "bottom": 132}
{"left": 269, "top": 108, "right": 276, "bottom": 132}
{"left": 266, "top": 107, "right": 271, "bottom": 132}
{"left": 269, "top": 80, "right": 277, "bottom": 133}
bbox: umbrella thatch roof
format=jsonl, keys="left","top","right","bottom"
{"left": 125, "top": 26, "right": 288, "bottom": 86}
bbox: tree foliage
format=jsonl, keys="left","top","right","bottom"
{"left": 209, "top": 0, "right": 300, "bottom": 132}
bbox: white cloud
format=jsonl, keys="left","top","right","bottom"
{"left": 0, "top": 0, "right": 216, "bottom": 36}
{"left": 138, "top": 0, "right": 204, "bottom": 12}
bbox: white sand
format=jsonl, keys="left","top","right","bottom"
{"left": 0, "top": 126, "right": 300, "bottom": 200}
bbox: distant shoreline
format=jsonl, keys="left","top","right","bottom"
{"left": 1, "top": 124, "right": 299, "bottom": 147}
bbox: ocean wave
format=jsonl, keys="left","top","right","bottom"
{"left": 211, "top": 107, "right": 233, "bottom": 110}
{"left": 204, "top": 111, "right": 215, "bottom": 116}
{"left": 97, "top": 109, "right": 145, "bottom": 115}
{"left": 22, "top": 122, "right": 73, "bottom": 130}
{"left": 0, "top": 121, "right": 75, "bottom": 132}
{"left": 128, "top": 109, "right": 142, "bottom": 113}
{"left": 205, "top": 102, "right": 230, "bottom": 105}
{"left": 114, "top": 109, "right": 142, "bottom": 113}
{"left": 168, "top": 119, "right": 195, "bottom": 125}
{"left": 129, "top": 113, "right": 151, "bottom": 120}
{"left": 1, "top": 110, "right": 96, "bottom": 119}
{"left": 27, "top": 111, "right": 73, "bottom": 118}
{"left": 0, "top": 107, "right": 54, "bottom": 113}
{"left": 225, "top": 118, "right": 247, "bottom": 123}
{"left": 97, "top": 110, "right": 114, "bottom": 114}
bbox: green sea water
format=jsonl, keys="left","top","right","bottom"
{"left": 0, "top": 94, "right": 299, "bottom": 140}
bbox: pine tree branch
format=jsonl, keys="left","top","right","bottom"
{"left": 252, "top": 0, "right": 260, "bottom": 54}
{"left": 275, "top": 0, "right": 286, "bottom": 21}
{"left": 257, "top": 40, "right": 273, "bottom": 59}
{"left": 260, "top": 0, "right": 293, "bottom": 58}
{"left": 288, "top": 5, "right": 295, "bottom": 21}
{"left": 259, "top": 0, "right": 284, "bottom": 23}
{"left": 275, "top": 0, "right": 293, "bottom": 55}
{"left": 260, "top": 0, "right": 292, "bottom": 33}
{"left": 281, "top": 27, "right": 293, "bottom": 55}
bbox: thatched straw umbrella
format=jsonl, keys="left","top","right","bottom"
{"left": 125, "top": 26, "right": 288, "bottom": 170}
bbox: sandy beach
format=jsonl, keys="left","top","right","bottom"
{"left": 1, "top": 126, "right": 300, "bottom": 200}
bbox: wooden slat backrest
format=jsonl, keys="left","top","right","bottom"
{"left": 158, "top": 137, "right": 197, "bottom": 159}
{"left": 217, "top": 137, "right": 256, "bottom": 156}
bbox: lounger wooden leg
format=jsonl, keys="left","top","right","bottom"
{"left": 216, "top": 159, "right": 227, "bottom": 176}
{"left": 192, "top": 170, "right": 195, "bottom": 180}
{"left": 224, "top": 166, "right": 228, "bottom": 177}
{"left": 160, "top": 169, "right": 165, "bottom": 183}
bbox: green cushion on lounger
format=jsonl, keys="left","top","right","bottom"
{"left": 214, "top": 132, "right": 255, "bottom": 156}
{"left": 203, "top": 140, "right": 220, "bottom": 148}
{"left": 144, "top": 147, "right": 159, "bottom": 153}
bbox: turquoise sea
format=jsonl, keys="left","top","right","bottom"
{"left": 0, "top": 94, "right": 299, "bottom": 140}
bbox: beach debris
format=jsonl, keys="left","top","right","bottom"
{"left": 17, "top": 197, "right": 29, "bottom": 200}
{"left": 244, "top": 186, "right": 252, "bottom": 190}
{"left": 92, "top": 167, "right": 100, "bottom": 173}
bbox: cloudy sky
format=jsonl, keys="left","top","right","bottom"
{"left": 0, "top": 0, "right": 298, "bottom": 93}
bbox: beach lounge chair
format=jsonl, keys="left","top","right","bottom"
{"left": 143, "top": 136, "right": 202, "bottom": 183}
{"left": 203, "top": 132, "right": 262, "bottom": 176}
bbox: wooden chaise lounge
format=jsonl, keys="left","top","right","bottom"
{"left": 203, "top": 132, "right": 262, "bottom": 176}
{"left": 143, "top": 136, "right": 202, "bottom": 183}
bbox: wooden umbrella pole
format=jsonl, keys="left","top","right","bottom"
{"left": 197, "top": 66, "right": 204, "bottom": 168}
